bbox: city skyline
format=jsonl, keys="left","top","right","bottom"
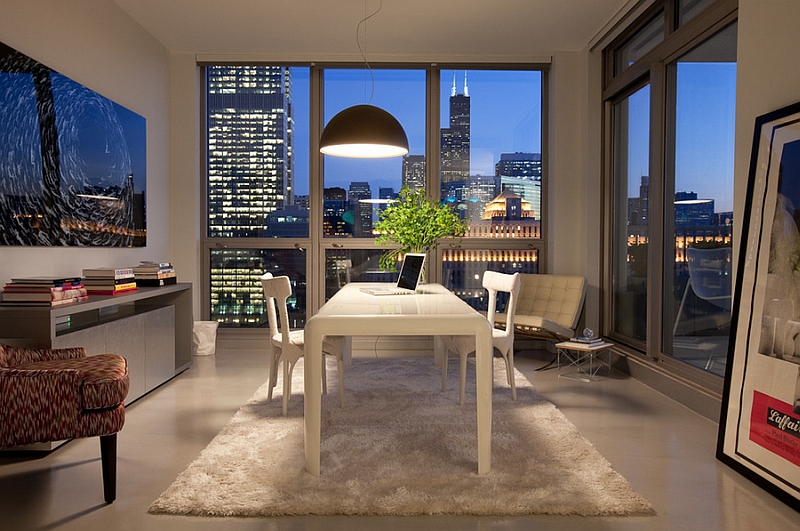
{"left": 291, "top": 68, "right": 543, "bottom": 198}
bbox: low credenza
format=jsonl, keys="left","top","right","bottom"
{"left": 0, "top": 282, "right": 193, "bottom": 404}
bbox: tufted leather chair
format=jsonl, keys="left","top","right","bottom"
{"left": 0, "top": 344, "right": 129, "bottom": 503}
{"left": 494, "top": 274, "right": 587, "bottom": 342}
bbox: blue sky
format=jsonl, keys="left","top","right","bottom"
{"left": 292, "top": 68, "right": 542, "bottom": 197}
{"left": 627, "top": 62, "right": 736, "bottom": 213}
{"left": 295, "top": 64, "right": 735, "bottom": 214}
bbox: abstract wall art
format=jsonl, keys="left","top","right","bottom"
{"left": 0, "top": 41, "right": 146, "bottom": 247}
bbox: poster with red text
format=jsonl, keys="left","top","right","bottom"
{"left": 718, "top": 101, "right": 800, "bottom": 510}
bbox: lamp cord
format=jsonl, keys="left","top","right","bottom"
{"left": 357, "top": 0, "right": 382, "bottom": 104}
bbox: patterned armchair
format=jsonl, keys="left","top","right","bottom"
{"left": 0, "top": 344, "right": 129, "bottom": 503}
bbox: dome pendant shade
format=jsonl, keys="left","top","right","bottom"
{"left": 320, "top": 104, "right": 409, "bottom": 158}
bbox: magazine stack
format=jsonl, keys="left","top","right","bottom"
{"left": 132, "top": 262, "right": 177, "bottom": 287}
{"left": 0, "top": 276, "right": 88, "bottom": 306}
{"left": 81, "top": 267, "right": 138, "bottom": 296}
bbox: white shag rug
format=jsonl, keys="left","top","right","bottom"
{"left": 149, "top": 357, "right": 654, "bottom": 517}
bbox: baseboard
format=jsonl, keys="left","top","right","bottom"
{"left": 610, "top": 351, "right": 722, "bottom": 422}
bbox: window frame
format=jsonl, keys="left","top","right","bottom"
{"left": 199, "top": 62, "right": 550, "bottom": 325}
{"left": 601, "top": 0, "right": 737, "bottom": 389}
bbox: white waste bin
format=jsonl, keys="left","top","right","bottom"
{"left": 192, "top": 321, "right": 219, "bottom": 356}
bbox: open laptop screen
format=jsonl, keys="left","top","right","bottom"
{"left": 396, "top": 253, "right": 426, "bottom": 290}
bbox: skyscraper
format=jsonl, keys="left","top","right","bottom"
{"left": 323, "top": 187, "right": 348, "bottom": 236}
{"left": 206, "top": 66, "right": 294, "bottom": 238}
{"left": 402, "top": 155, "right": 426, "bottom": 190}
{"left": 495, "top": 152, "right": 542, "bottom": 180}
{"left": 440, "top": 72, "right": 470, "bottom": 185}
{"left": 206, "top": 66, "right": 297, "bottom": 326}
{"left": 348, "top": 181, "right": 373, "bottom": 237}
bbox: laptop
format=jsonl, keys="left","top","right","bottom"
{"left": 360, "top": 253, "right": 426, "bottom": 296}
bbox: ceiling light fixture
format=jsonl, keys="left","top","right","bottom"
{"left": 319, "top": 0, "right": 408, "bottom": 158}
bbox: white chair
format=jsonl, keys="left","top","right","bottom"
{"left": 673, "top": 247, "right": 732, "bottom": 336}
{"left": 261, "top": 273, "right": 346, "bottom": 415}
{"left": 441, "top": 271, "right": 521, "bottom": 404}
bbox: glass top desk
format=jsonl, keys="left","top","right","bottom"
{"left": 303, "top": 282, "right": 494, "bottom": 476}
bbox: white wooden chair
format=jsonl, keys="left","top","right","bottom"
{"left": 441, "top": 271, "right": 522, "bottom": 404}
{"left": 261, "top": 273, "right": 346, "bottom": 415}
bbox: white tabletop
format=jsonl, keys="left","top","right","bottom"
{"left": 303, "top": 282, "right": 494, "bottom": 476}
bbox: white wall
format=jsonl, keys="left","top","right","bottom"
{"left": 0, "top": 0, "right": 171, "bottom": 285}
{"left": 169, "top": 53, "right": 202, "bottom": 317}
{"left": 734, "top": 0, "right": 800, "bottom": 247}
{"left": 549, "top": 50, "right": 601, "bottom": 332}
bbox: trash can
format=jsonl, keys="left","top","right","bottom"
{"left": 192, "top": 321, "right": 219, "bottom": 356}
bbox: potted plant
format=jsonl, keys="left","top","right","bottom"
{"left": 373, "top": 186, "right": 468, "bottom": 272}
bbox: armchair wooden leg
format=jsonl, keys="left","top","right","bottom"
{"left": 100, "top": 433, "right": 117, "bottom": 504}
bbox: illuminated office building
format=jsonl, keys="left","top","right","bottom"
{"left": 440, "top": 72, "right": 470, "bottom": 185}
{"left": 348, "top": 181, "right": 372, "bottom": 238}
{"left": 206, "top": 66, "right": 294, "bottom": 238}
{"left": 206, "top": 66, "right": 296, "bottom": 325}
{"left": 495, "top": 152, "right": 542, "bottom": 180}
{"left": 402, "top": 155, "right": 426, "bottom": 190}
{"left": 323, "top": 187, "right": 348, "bottom": 236}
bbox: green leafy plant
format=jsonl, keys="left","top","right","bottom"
{"left": 374, "top": 186, "right": 468, "bottom": 271}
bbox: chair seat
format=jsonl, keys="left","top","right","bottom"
{"left": 14, "top": 354, "right": 129, "bottom": 410}
{"left": 498, "top": 313, "right": 575, "bottom": 340}
{"left": 271, "top": 331, "right": 345, "bottom": 355}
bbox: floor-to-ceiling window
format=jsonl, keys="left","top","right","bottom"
{"left": 612, "top": 83, "right": 651, "bottom": 345}
{"left": 202, "top": 64, "right": 545, "bottom": 328}
{"left": 664, "top": 22, "right": 736, "bottom": 375}
{"left": 321, "top": 68, "right": 426, "bottom": 302}
{"left": 438, "top": 69, "right": 543, "bottom": 312}
{"left": 603, "top": 0, "right": 737, "bottom": 380}
{"left": 205, "top": 66, "right": 310, "bottom": 327}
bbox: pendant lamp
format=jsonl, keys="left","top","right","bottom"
{"left": 319, "top": 1, "right": 409, "bottom": 158}
{"left": 320, "top": 104, "right": 409, "bottom": 158}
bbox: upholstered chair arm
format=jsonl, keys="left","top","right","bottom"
{"left": 0, "top": 367, "right": 82, "bottom": 447}
{"left": 2, "top": 345, "right": 86, "bottom": 367}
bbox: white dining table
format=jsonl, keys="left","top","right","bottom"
{"left": 303, "top": 282, "right": 494, "bottom": 476}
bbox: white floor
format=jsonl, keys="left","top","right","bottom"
{"left": 1, "top": 346, "right": 798, "bottom": 530}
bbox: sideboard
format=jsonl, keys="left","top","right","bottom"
{"left": 0, "top": 282, "right": 193, "bottom": 404}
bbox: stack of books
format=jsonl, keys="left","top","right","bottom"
{"left": 132, "top": 261, "right": 177, "bottom": 287}
{"left": 0, "top": 276, "right": 89, "bottom": 306}
{"left": 82, "top": 267, "right": 138, "bottom": 296}
{"left": 569, "top": 335, "right": 604, "bottom": 345}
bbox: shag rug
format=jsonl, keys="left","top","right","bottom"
{"left": 149, "top": 357, "right": 654, "bottom": 517}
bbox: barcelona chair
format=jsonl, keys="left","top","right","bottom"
{"left": 441, "top": 271, "right": 521, "bottom": 404}
{"left": 0, "top": 344, "right": 129, "bottom": 503}
{"left": 261, "top": 273, "right": 347, "bottom": 415}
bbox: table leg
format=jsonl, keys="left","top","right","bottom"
{"left": 475, "top": 323, "right": 492, "bottom": 474}
{"left": 304, "top": 322, "right": 322, "bottom": 476}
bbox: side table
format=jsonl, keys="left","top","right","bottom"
{"left": 555, "top": 340, "right": 614, "bottom": 381}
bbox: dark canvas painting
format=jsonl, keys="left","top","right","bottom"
{"left": 0, "top": 42, "right": 146, "bottom": 246}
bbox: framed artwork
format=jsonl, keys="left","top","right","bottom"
{"left": 0, "top": 41, "right": 146, "bottom": 247}
{"left": 718, "top": 100, "right": 800, "bottom": 510}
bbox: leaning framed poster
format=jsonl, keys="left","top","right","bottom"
{"left": 718, "top": 100, "right": 800, "bottom": 510}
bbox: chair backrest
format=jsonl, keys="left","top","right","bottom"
{"left": 686, "top": 247, "right": 732, "bottom": 308}
{"left": 483, "top": 271, "right": 521, "bottom": 334}
{"left": 515, "top": 274, "right": 586, "bottom": 330}
{"left": 260, "top": 273, "right": 293, "bottom": 344}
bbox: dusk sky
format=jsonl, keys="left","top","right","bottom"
{"left": 291, "top": 68, "right": 542, "bottom": 197}
{"left": 627, "top": 62, "right": 736, "bottom": 213}
{"left": 293, "top": 64, "right": 734, "bottom": 215}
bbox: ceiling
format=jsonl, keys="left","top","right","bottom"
{"left": 112, "top": 0, "right": 634, "bottom": 61}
